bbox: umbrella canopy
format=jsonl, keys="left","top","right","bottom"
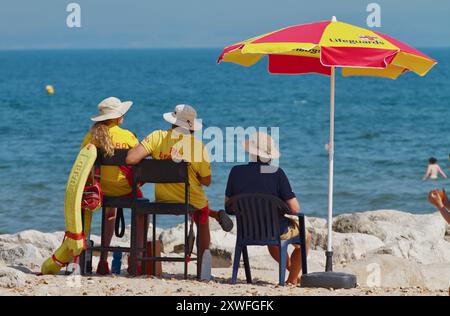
{"left": 217, "top": 17, "right": 436, "bottom": 273}
{"left": 217, "top": 17, "right": 436, "bottom": 79}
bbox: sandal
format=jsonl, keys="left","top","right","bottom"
{"left": 218, "top": 210, "right": 234, "bottom": 232}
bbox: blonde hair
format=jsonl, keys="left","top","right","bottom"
{"left": 90, "top": 120, "right": 115, "bottom": 157}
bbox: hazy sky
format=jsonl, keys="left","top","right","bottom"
{"left": 0, "top": 0, "right": 448, "bottom": 49}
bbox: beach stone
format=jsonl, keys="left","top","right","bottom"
{"left": 376, "top": 239, "right": 450, "bottom": 265}
{"left": 333, "top": 210, "right": 445, "bottom": 242}
{"left": 332, "top": 233, "right": 384, "bottom": 264}
{"left": 16, "top": 230, "right": 64, "bottom": 252}
{"left": 333, "top": 210, "right": 450, "bottom": 264}
{"left": 0, "top": 242, "right": 47, "bottom": 269}
{"left": 159, "top": 222, "right": 238, "bottom": 265}
{"left": 310, "top": 228, "right": 384, "bottom": 263}
{"left": 304, "top": 249, "right": 326, "bottom": 272}
{"left": 445, "top": 223, "right": 450, "bottom": 242}
{"left": 209, "top": 216, "right": 237, "bottom": 234}
{"left": 340, "top": 254, "right": 426, "bottom": 288}
{"left": 0, "top": 267, "right": 26, "bottom": 288}
{"left": 333, "top": 210, "right": 448, "bottom": 264}
{"left": 305, "top": 217, "right": 327, "bottom": 230}
{"left": 419, "top": 263, "right": 450, "bottom": 290}
{"left": 0, "top": 230, "right": 63, "bottom": 250}
{"left": 158, "top": 223, "right": 185, "bottom": 254}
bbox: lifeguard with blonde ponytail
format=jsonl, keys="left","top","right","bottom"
{"left": 80, "top": 97, "right": 145, "bottom": 275}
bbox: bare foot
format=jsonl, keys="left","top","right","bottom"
{"left": 286, "top": 278, "right": 299, "bottom": 286}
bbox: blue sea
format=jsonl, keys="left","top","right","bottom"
{"left": 0, "top": 48, "right": 449, "bottom": 234}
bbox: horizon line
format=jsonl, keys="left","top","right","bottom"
{"left": 0, "top": 46, "right": 449, "bottom": 52}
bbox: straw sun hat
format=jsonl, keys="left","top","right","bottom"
{"left": 163, "top": 104, "right": 203, "bottom": 131}
{"left": 91, "top": 97, "right": 133, "bottom": 122}
{"left": 243, "top": 132, "right": 280, "bottom": 160}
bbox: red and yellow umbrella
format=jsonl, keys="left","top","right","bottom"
{"left": 218, "top": 17, "right": 436, "bottom": 78}
{"left": 217, "top": 17, "right": 436, "bottom": 279}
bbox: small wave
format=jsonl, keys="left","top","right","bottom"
{"left": 356, "top": 132, "right": 381, "bottom": 140}
{"left": 29, "top": 196, "right": 52, "bottom": 204}
{"left": 23, "top": 182, "right": 49, "bottom": 191}
{"left": 293, "top": 99, "right": 308, "bottom": 105}
{"left": 368, "top": 193, "right": 398, "bottom": 206}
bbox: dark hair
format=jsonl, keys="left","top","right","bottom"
{"left": 429, "top": 157, "right": 437, "bottom": 164}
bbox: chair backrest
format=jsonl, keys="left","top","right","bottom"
{"left": 225, "top": 193, "right": 290, "bottom": 243}
{"left": 95, "top": 149, "right": 129, "bottom": 166}
{"left": 133, "top": 159, "right": 189, "bottom": 184}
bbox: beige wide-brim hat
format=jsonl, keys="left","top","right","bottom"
{"left": 242, "top": 132, "right": 281, "bottom": 160}
{"left": 91, "top": 97, "right": 133, "bottom": 122}
{"left": 163, "top": 104, "right": 202, "bottom": 131}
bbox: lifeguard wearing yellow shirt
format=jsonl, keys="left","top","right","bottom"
{"left": 83, "top": 97, "right": 145, "bottom": 275}
{"left": 126, "top": 104, "right": 234, "bottom": 268}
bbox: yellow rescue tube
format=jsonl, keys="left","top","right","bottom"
{"left": 41, "top": 144, "right": 97, "bottom": 275}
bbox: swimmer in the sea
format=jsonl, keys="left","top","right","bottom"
{"left": 423, "top": 157, "right": 447, "bottom": 180}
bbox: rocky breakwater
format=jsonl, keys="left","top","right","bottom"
{"left": 1, "top": 210, "right": 449, "bottom": 290}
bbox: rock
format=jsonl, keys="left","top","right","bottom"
{"left": 305, "top": 217, "right": 327, "bottom": 230}
{"left": 210, "top": 249, "right": 232, "bottom": 268}
{"left": 305, "top": 249, "right": 326, "bottom": 272}
{"left": 158, "top": 223, "right": 186, "bottom": 254}
{"left": 0, "top": 230, "right": 65, "bottom": 269}
{"left": 310, "top": 228, "right": 384, "bottom": 264}
{"left": 419, "top": 263, "right": 450, "bottom": 290}
{"left": 0, "top": 209, "right": 447, "bottom": 289}
{"left": 341, "top": 254, "right": 426, "bottom": 288}
{"left": 0, "top": 267, "right": 26, "bottom": 288}
{"left": 0, "top": 243, "right": 46, "bottom": 269}
{"left": 15, "top": 230, "right": 64, "bottom": 252}
{"left": 209, "top": 216, "right": 237, "bottom": 234}
{"left": 333, "top": 210, "right": 445, "bottom": 243}
{"left": 445, "top": 223, "right": 450, "bottom": 242}
{"left": 333, "top": 210, "right": 449, "bottom": 264}
{"left": 332, "top": 233, "right": 384, "bottom": 264}
{"left": 376, "top": 239, "right": 450, "bottom": 265}
{"left": 160, "top": 222, "right": 238, "bottom": 268}
{"left": 309, "top": 227, "right": 327, "bottom": 251}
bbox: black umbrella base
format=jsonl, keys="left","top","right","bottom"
{"left": 301, "top": 272, "right": 357, "bottom": 289}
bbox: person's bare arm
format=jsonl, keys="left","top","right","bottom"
{"left": 438, "top": 166, "right": 448, "bottom": 179}
{"left": 126, "top": 144, "right": 149, "bottom": 165}
{"left": 438, "top": 206, "right": 450, "bottom": 224}
{"left": 423, "top": 165, "right": 431, "bottom": 180}
{"left": 428, "top": 190, "right": 450, "bottom": 224}
{"left": 286, "top": 197, "right": 300, "bottom": 214}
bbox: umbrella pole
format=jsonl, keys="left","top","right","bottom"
{"left": 298, "top": 66, "right": 356, "bottom": 289}
{"left": 325, "top": 66, "right": 335, "bottom": 272}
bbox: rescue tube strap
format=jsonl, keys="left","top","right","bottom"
{"left": 52, "top": 255, "right": 66, "bottom": 267}
{"left": 115, "top": 208, "right": 126, "bottom": 238}
{"left": 64, "top": 231, "right": 87, "bottom": 250}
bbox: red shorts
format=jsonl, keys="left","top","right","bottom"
{"left": 191, "top": 206, "right": 210, "bottom": 225}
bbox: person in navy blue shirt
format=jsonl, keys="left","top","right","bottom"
{"left": 225, "top": 132, "right": 311, "bottom": 285}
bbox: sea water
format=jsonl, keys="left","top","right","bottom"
{"left": 0, "top": 48, "right": 448, "bottom": 234}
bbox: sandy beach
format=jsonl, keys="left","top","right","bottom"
{"left": 1, "top": 209, "right": 449, "bottom": 296}
{"left": 0, "top": 266, "right": 447, "bottom": 296}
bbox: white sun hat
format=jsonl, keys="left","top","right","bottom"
{"left": 163, "top": 104, "right": 203, "bottom": 131}
{"left": 242, "top": 132, "right": 281, "bottom": 160}
{"left": 91, "top": 97, "right": 133, "bottom": 122}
